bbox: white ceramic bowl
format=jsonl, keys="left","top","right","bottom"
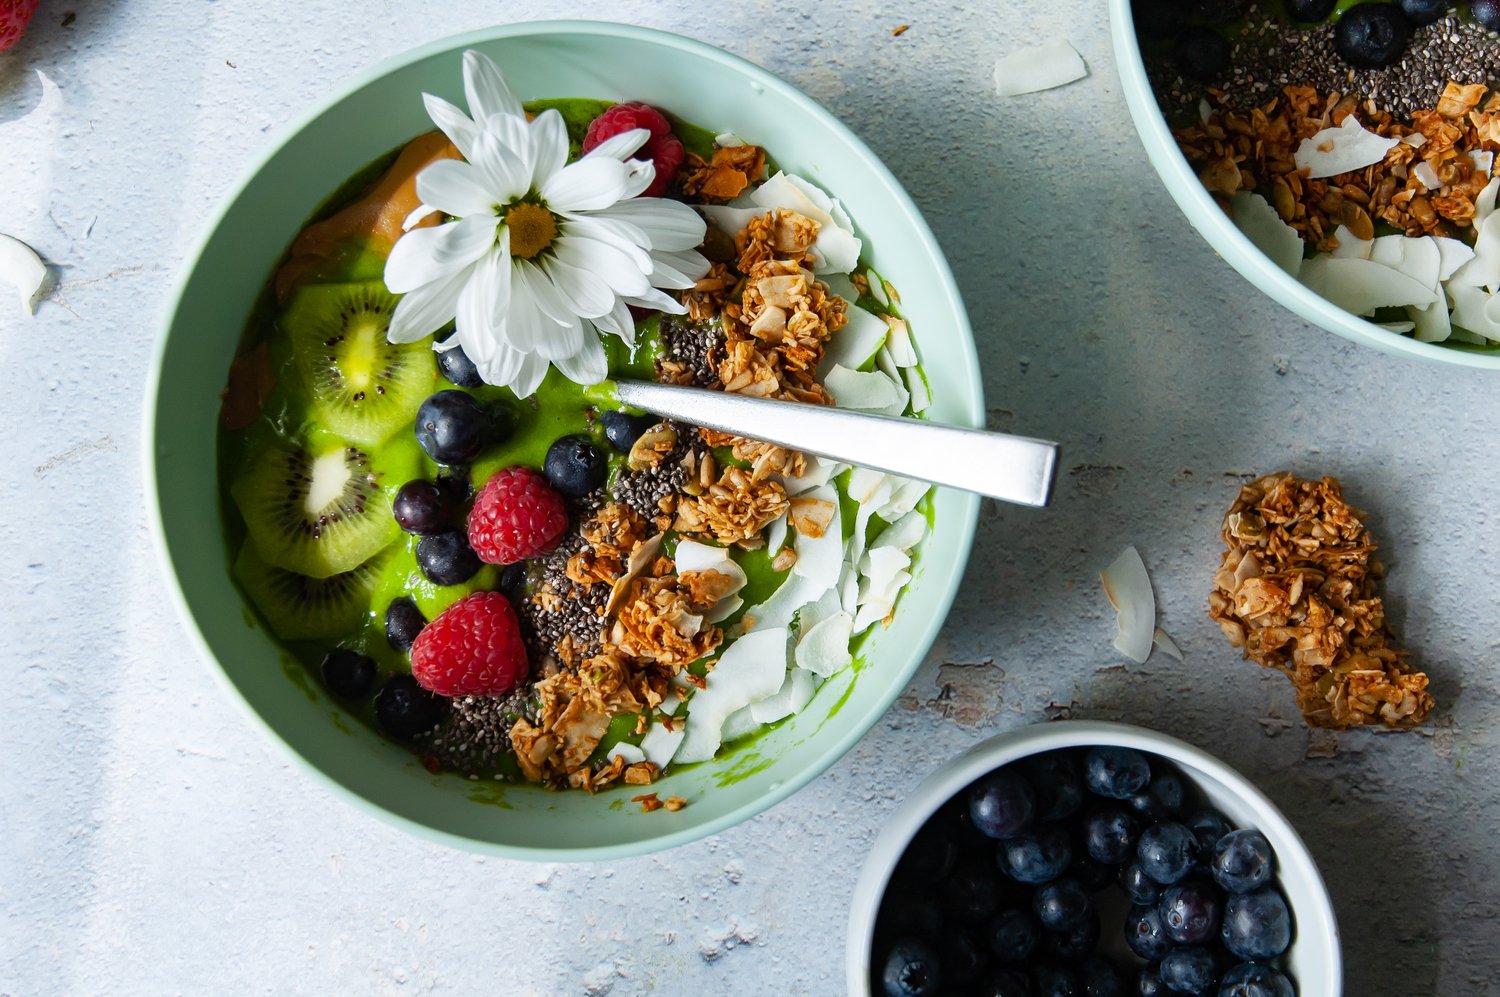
{"left": 845, "top": 720, "right": 1342, "bottom": 995}
{"left": 1108, "top": 0, "right": 1500, "bottom": 370}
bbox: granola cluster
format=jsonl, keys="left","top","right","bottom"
{"left": 1207, "top": 473, "right": 1434, "bottom": 730}
{"left": 1178, "top": 82, "right": 1500, "bottom": 248}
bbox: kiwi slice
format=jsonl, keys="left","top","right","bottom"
{"left": 282, "top": 280, "right": 436, "bottom": 445}
{"left": 234, "top": 542, "right": 390, "bottom": 642}
{"left": 231, "top": 440, "right": 399, "bottom": 578}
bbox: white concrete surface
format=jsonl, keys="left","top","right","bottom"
{"left": 2, "top": 2, "right": 1496, "bottom": 994}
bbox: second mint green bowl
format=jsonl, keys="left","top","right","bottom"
{"left": 146, "top": 21, "right": 983, "bottom": 859}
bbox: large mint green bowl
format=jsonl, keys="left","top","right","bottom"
{"left": 146, "top": 21, "right": 982, "bottom": 859}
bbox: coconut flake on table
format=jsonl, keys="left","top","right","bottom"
{"left": 1294, "top": 115, "right": 1399, "bottom": 179}
{"left": 1100, "top": 545, "right": 1155, "bottom": 664}
{"left": 0, "top": 233, "right": 47, "bottom": 316}
{"left": 825, "top": 363, "right": 909, "bottom": 417}
{"left": 749, "top": 172, "right": 862, "bottom": 274}
{"left": 993, "top": 39, "right": 1088, "bottom": 97}
{"left": 1153, "top": 628, "right": 1184, "bottom": 662}
{"left": 672, "top": 627, "right": 791, "bottom": 764}
{"left": 1230, "top": 192, "right": 1304, "bottom": 277}
{"left": 749, "top": 666, "right": 818, "bottom": 724}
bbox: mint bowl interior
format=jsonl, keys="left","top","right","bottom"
{"left": 146, "top": 21, "right": 982, "bottom": 859}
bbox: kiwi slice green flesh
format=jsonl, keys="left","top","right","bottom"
{"left": 234, "top": 542, "right": 390, "bottom": 642}
{"left": 283, "top": 281, "right": 436, "bottom": 446}
{"left": 231, "top": 440, "right": 399, "bottom": 578}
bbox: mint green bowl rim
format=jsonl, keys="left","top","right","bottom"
{"left": 1108, "top": 0, "right": 1500, "bottom": 370}
{"left": 143, "top": 19, "right": 984, "bottom": 859}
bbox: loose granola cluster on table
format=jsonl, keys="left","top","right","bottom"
{"left": 1180, "top": 82, "right": 1500, "bottom": 247}
{"left": 427, "top": 148, "right": 866, "bottom": 797}
{"left": 1208, "top": 472, "right": 1434, "bottom": 730}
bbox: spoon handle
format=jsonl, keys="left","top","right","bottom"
{"left": 614, "top": 380, "right": 1058, "bottom": 508}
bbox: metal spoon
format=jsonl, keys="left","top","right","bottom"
{"left": 615, "top": 380, "right": 1058, "bottom": 508}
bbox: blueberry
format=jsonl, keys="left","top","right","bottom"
{"left": 601, "top": 409, "right": 660, "bottom": 453}
{"left": 416, "top": 528, "right": 481, "bottom": 585}
{"left": 384, "top": 597, "right": 426, "bottom": 651}
{"left": 1042, "top": 908, "right": 1100, "bottom": 960}
{"left": 1137, "top": 822, "right": 1200, "bottom": 886}
{"left": 1212, "top": 829, "right": 1274, "bottom": 894}
{"left": 1160, "top": 880, "right": 1223, "bottom": 945}
{"left": 942, "top": 930, "right": 990, "bottom": 986}
{"left": 1220, "top": 888, "right": 1292, "bottom": 960}
{"left": 1083, "top": 807, "right": 1139, "bottom": 864}
{"left": 1083, "top": 748, "right": 1151, "bottom": 800}
{"left": 1031, "top": 964, "right": 1080, "bottom": 997}
{"left": 1120, "top": 862, "right": 1164, "bottom": 905}
{"left": 1000, "top": 824, "right": 1073, "bottom": 884}
{"left": 434, "top": 467, "right": 472, "bottom": 504}
{"left": 987, "top": 908, "right": 1040, "bottom": 962}
{"left": 1217, "top": 963, "right": 1295, "bottom": 997}
{"left": 1130, "top": 770, "right": 1185, "bottom": 821}
{"left": 436, "top": 342, "right": 484, "bottom": 388}
{"left": 896, "top": 817, "right": 961, "bottom": 885}
{"left": 1022, "top": 752, "right": 1085, "bottom": 821}
{"left": 943, "top": 859, "right": 1009, "bottom": 922}
{"left": 1124, "top": 904, "right": 1174, "bottom": 960}
{"left": 881, "top": 891, "right": 945, "bottom": 942}
{"left": 392, "top": 479, "right": 453, "bottom": 535}
{"left": 1078, "top": 957, "right": 1127, "bottom": 997}
{"left": 1136, "top": 963, "right": 1169, "bottom": 997}
{"left": 320, "top": 648, "right": 376, "bottom": 699}
{"left": 969, "top": 769, "right": 1037, "bottom": 840}
{"left": 499, "top": 561, "right": 529, "bottom": 599}
{"left": 1130, "top": 0, "right": 1182, "bottom": 39}
{"left": 1159, "top": 946, "right": 1218, "bottom": 996}
{"left": 1334, "top": 3, "right": 1410, "bottom": 69}
{"left": 543, "top": 435, "right": 608, "bottom": 497}
{"left": 1173, "top": 26, "right": 1230, "bottom": 82}
{"left": 1194, "top": 0, "right": 1246, "bottom": 22}
{"left": 1185, "top": 810, "right": 1233, "bottom": 859}
{"left": 880, "top": 938, "right": 942, "bottom": 997}
{"left": 980, "top": 967, "right": 1036, "bottom": 997}
{"left": 1285, "top": 0, "right": 1337, "bottom": 20}
{"left": 1476, "top": 0, "right": 1500, "bottom": 30}
{"left": 375, "top": 674, "right": 446, "bottom": 739}
{"left": 415, "top": 390, "right": 496, "bottom": 464}
{"left": 1068, "top": 852, "right": 1116, "bottom": 894}
{"left": 1397, "top": 0, "right": 1448, "bottom": 25}
{"left": 1034, "top": 879, "right": 1091, "bottom": 931}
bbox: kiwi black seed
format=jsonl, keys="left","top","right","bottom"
{"left": 233, "top": 542, "right": 390, "bottom": 642}
{"left": 231, "top": 441, "right": 398, "bottom": 578}
{"left": 283, "top": 280, "right": 437, "bottom": 446}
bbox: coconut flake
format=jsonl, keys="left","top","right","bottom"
{"left": 1295, "top": 115, "right": 1399, "bottom": 179}
{"left": 750, "top": 666, "right": 818, "bottom": 724}
{"left": 698, "top": 205, "right": 763, "bottom": 239}
{"left": 1471, "top": 150, "right": 1495, "bottom": 176}
{"left": 764, "top": 510, "right": 789, "bottom": 557}
{"left": 1313, "top": 257, "right": 1439, "bottom": 313}
{"left": 1478, "top": 178, "right": 1500, "bottom": 223}
{"left": 1153, "top": 628, "right": 1184, "bottom": 662}
{"left": 1230, "top": 192, "right": 1304, "bottom": 277}
{"left": 605, "top": 533, "right": 665, "bottom": 615}
{"left": 781, "top": 454, "right": 839, "bottom": 497}
{"left": 1401, "top": 132, "right": 1429, "bottom": 148}
{"left": 1328, "top": 225, "right": 1373, "bottom": 260}
{"left": 1377, "top": 320, "right": 1417, "bottom": 334}
{"left": 610, "top": 742, "right": 646, "bottom": 766}
{"left": 715, "top": 131, "right": 747, "bottom": 148}
{"left": 1100, "top": 546, "right": 1155, "bottom": 664}
{"left": 1448, "top": 216, "right": 1500, "bottom": 292}
{"left": 825, "top": 363, "right": 905, "bottom": 414}
{"left": 749, "top": 172, "right": 861, "bottom": 274}
{"left": 1412, "top": 161, "right": 1444, "bottom": 191}
{"left": 1450, "top": 284, "right": 1500, "bottom": 340}
{"left": 674, "top": 538, "right": 749, "bottom": 622}
{"left": 743, "top": 568, "right": 824, "bottom": 633}
{"left": 904, "top": 366, "right": 931, "bottom": 413}
{"left": 0, "top": 233, "right": 46, "bottom": 316}
{"left": 673, "top": 627, "right": 791, "bottom": 764}
{"left": 795, "top": 611, "right": 855, "bottom": 677}
{"left": 878, "top": 477, "right": 931, "bottom": 522}
{"left": 874, "top": 510, "right": 928, "bottom": 553}
{"left": 791, "top": 485, "right": 845, "bottom": 591}
{"left": 1433, "top": 237, "right": 1477, "bottom": 281}
{"left": 640, "top": 720, "right": 686, "bottom": 767}
{"left": 993, "top": 39, "right": 1088, "bottom": 97}
{"left": 1372, "top": 235, "right": 1441, "bottom": 291}
{"left": 883, "top": 316, "right": 918, "bottom": 367}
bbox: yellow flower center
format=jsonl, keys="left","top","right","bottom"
{"left": 505, "top": 202, "right": 557, "bottom": 259}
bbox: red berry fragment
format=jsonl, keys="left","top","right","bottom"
{"left": 0, "top": 0, "right": 38, "bottom": 52}
{"left": 467, "top": 466, "right": 569, "bottom": 565}
{"left": 410, "top": 591, "right": 529, "bottom": 697}
{"left": 582, "top": 101, "right": 687, "bottom": 198}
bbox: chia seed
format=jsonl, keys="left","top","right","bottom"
{"left": 413, "top": 689, "right": 536, "bottom": 777}
{"left": 1146, "top": 4, "right": 1500, "bottom": 121}
{"left": 659, "top": 315, "right": 723, "bottom": 387}
{"left": 612, "top": 419, "right": 699, "bottom": 522}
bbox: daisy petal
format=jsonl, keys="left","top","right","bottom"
{"left": 387, "top": 266, "right": 470, "bottom": 343}
{"left": 542, "top": 157, "right": 631, "bottom": 212}
{"left": 620, "top": 159, "right": 656, "bottom": 200}
{"left": 415, "top": 159, "right": 497, "bottom": 218}
{"left": 384, "top": 215, "right": 498, "bottom": 293}
{"left": 534, "top": 312, "right": 587, "bottom": 361}
{"left": 596, "top": 198, "right": 708, "bottom": 251}
{"left": 585, "top": 127, "right": 651, "bottom": 161}
{"left": 462, "top": 50, "right": 524, "bottom": 120}
{"left": 506, "top": 263, "right": 564, "bottom": 352}
{"left": 528, "top": 109, "right": 569, "bottom": 190}
{"left": 552, "top": 330, "right": 609, "bottom": 385}
{"left": 475, "top": 338, "right": 524, "bottom": 388}
{"left": 543, "top": 255, "right": 617, "bottom": 319}
{"left": 512, "top": 351, "right": 550, "bottom": 398}
{"left": 422, "top": 93, "right": 478, "bottom": 159}
{"left": 558, "top": 216, "right": 653, "bottom": 274}
{"left": 553, "top": 234, "right": 650, "bottom": 297}
{"left": 470, "top": 127, "right": 530, "bottom": 204}
{"left": 650, "top": 248, "right": 712, "bottom": 289}
{"left": 591, "top": 297, "right": 636, "bottom": 342}
{"left": 625, "top": 287, "right": 688, "bottom": 316}
{"left": 402, "top": 202, "right": 440, "bottom": 231}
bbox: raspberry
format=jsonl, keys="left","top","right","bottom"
{"left": 0, "top": 0, "right": 38, "bottom": 52}
{"left": 410, "top": 592, "right": 529, "bottom": 697}
{"left": 466, "top": 466, "right": 569, "bottom": 565}
{"left": 582, "top": 101, "right": 686, "bottom": 198}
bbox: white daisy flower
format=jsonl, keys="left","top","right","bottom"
{"left": 384, "top": 50, "right": 710, "bottom": 396}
